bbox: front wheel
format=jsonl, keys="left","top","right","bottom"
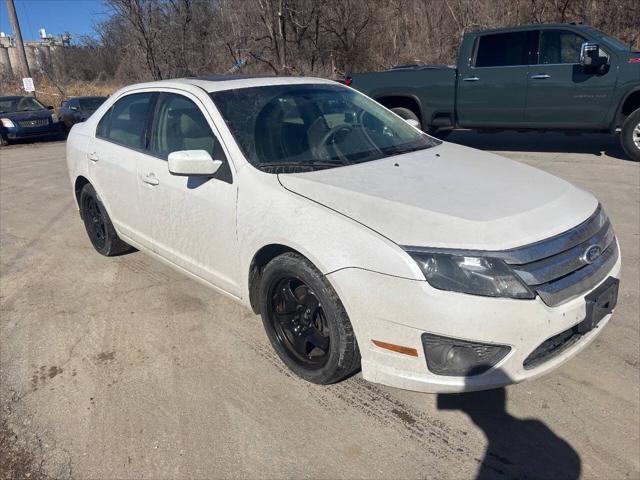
{"left": 259, "top": 252, "right": 360, "bottom": 384}
{"left": 620, "top": 108, "right": 640, "bottom": 161}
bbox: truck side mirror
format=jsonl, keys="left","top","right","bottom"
{"left": 580, "top": 41, "right": 608, "bottom": 72}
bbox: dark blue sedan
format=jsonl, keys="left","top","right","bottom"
{"left": 0, "top": 96, "right": 65, "bottom": 146}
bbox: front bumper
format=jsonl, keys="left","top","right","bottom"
{"left": 327, "top": 253, "right": 621, "bottom": 393}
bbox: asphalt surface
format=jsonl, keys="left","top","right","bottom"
{"left": 1, "top": 131, "right": 638, "bottom": 479}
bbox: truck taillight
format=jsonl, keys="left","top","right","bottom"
{"left": 628, "top": 58, "right": 640, "bottom": 64}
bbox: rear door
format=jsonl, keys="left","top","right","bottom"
{"left": 137, "top": 91, "right": 240, "bottom": 296}
{"left": 525, "top": 29, "right": 616, "bottom": 127}
{"left": 87, "top": 92, "right": 155, "bottom": 246}
{"left": 457, "top": 30, "right": 537, "bottom": 127}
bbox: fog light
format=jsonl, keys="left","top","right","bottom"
{"left": 421, "top": 333, "right": 510, "bottom": 376}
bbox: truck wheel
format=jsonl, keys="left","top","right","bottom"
{"left": 620, "top": 109, "right": 640, "bottom": 161}
{"left": 391, "top": 107, "right": 422, "bottom": 130}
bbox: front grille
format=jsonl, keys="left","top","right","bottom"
{"left": 505, "top": 205, "right": 619, "bottom": 306}
{"left": 18, "top": 118, "right": 49, "bottom": 128}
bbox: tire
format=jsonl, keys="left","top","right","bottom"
{"left": 259, "top": 252, "right": 361, "bottom": 384}
{"left": 620, "top": 108, "right": 640, "bottom": 161}
{"left": 0, "top": 135, "right": 8, "bottom": 147}
{"left": 390, "top": 107, "right": 422, "bottom": 130}
{"left": 79, "top": 183, "right": 131, "bottom": 256}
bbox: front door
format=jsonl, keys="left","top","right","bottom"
{"left": 137, "top": 91, "right": 240, "bottom": 296}
{"left": 525, "top": 29, "right": 616, "bottom": 127}
{"left": 457, "top": 30, "right": 537, "bottom": 127}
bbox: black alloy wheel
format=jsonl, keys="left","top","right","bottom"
{"left": 268, "top": 277, "right": 331, "bottom": 368}
{"left": 259, "top": 252, "right": 361, "bottom": 384}
{"left": 83, "top": 195, "right": 107, "bottom": 251}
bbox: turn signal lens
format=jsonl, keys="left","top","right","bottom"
{"left": 372, "top": 339, "right": 418, "bottom": 357}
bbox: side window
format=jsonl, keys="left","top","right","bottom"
{"left": 61, "top": 101, "right": 68, "bottom": 109}
{"left": 539, "top": 30, "right": 584, "bottom": 64}
{"left": 100, "top": 93, "right": 154, "bottom": 149}
{"left": 150, "top": 93, "right": 227, "bottom": 162}
{"left": 96, "top": 108, "right": 112, "bottom": 138}
{"left": 475, "top": 32, "right": 529, "bottom": 67}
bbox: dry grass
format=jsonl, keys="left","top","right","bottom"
{"left": 0, "top": 76, "right": 121, "bottom": 108}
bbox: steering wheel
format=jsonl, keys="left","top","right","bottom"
{"left": 316, "top": 123, "right": 354, "bottom": 160}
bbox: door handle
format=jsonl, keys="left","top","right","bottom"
{"left": 462, "top": 76, "right": 480, "bottom": 82}
{"left": 531, "top": 74, "right": 551, "bottom": 79}
{"left": 88, "top": 152, "right": 99, "bottom": 162}
{"left": 142, "top": 173, "right": 159, "bottom": 186}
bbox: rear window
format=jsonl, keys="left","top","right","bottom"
{"left": 475, "top": 32, "right": 529, "bottom": 67}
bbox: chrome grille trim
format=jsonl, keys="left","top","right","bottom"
{"left": 512, "top": 220, "right": 615, "bottom": 285}
{"left": 534, "top": 241, "right": 618, "bottom": 306}
{"left": 18, "top": 118, "right": 49, "bottom": 128}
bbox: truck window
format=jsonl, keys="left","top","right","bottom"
{"left": 474, "top": 32, "right": 529, "bottom": 67}
{"left": 539, "top": 30, "right": 584, "bottom": 64}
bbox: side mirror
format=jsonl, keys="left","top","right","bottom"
{"left": 46, "top": 105, "right": 54, "bottom": 110}
{"left": 580, "top": 41, "right": 608, "bottom": 70}
{"left": 168, "top": 150, "right": 222, "bottom": 176}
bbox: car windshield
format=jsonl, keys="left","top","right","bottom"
{"left": 79, "top": 97, "right": 106, "bottom": 111}
{"left": 210, "top": 84, "right": 439, "bottom": 172}
{"left": 0, "top": 97, "right": 46, "bottom": 113}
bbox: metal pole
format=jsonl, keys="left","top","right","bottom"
{"left": 5, "top": 0, "right": 34, "bottom": 96}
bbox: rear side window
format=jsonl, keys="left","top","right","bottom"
{"left": 539, "top": 30, "right": 585, "bottom": 64}
{"left": 149, "top": 93, "right": 227, "bottom": 161}
{"left": 475, "top": 32, "right": 529, "bottom": 67}
{"left": 97, "top": 93, "right": 154, "bottom": 149}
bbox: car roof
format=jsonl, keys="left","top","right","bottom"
{"left": 0, "top": 96, "right": 29, "bottom": 100}
{"left": 118, "top": 75, "right": 340, "bottom": 95}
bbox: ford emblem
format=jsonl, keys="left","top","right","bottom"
{"left": 582, "top": 245, "right": 602, "bottom": 264}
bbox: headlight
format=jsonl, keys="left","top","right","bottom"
{"left": 1, "top": 118, "right": 15, "bottom": 128}
{"left": 408, "top": 252, "right": 534, "bottom": 299}
{"left": 50, "top": 112, "right": 59, "bottom": 123}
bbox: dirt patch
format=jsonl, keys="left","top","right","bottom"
{"left": 0, "top": 419, "right": 51, "bottom": 480}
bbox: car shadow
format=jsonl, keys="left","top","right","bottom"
{"left": 437, "top": 369, "right": 581, "bottom": 479}
{"left": 447, "top": 130, "right": 631, "bottom": 161}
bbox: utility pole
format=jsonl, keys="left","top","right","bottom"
{"left": 5, "top": 0, "right": 34, "bottom": 96}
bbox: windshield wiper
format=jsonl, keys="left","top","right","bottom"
{"left": 258, "top": 160, "right": 347, "bottom": 171}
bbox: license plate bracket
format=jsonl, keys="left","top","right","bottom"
{"left": 577, "top": 277, "right": 619, "bottom": 334}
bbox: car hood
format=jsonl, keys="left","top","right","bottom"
{"left": 0, "top": 109, "right": 51, "bottom": 121}
{"left": 277, "top": 142, "right": 597, "bottom": 250}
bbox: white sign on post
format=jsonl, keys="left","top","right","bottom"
{"left": 22, "top": 77, "right": 35, "bottom": 92}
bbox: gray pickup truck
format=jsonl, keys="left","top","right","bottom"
{"left": 347, "top": 24, "right": 640, "bottom": 160}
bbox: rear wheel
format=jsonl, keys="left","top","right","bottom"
{"left": 259, "top": 252, "right": 360, "bottom": 384}
{"left": 620, "top": 108, "right": 640, "bottom": 161}
{"left": 79, "top": 183, "right": 131, "bottom": 256}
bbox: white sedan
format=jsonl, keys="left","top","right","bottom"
{"left": 66, "top": 76, "right": 621, "bottom": 393}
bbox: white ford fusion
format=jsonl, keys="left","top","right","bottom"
{"left": 66, "top": 76, "right": 621, "bottom": 392}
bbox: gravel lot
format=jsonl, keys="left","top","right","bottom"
{"left": 1, "top": 132, "right": 638, "bottom": 479}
